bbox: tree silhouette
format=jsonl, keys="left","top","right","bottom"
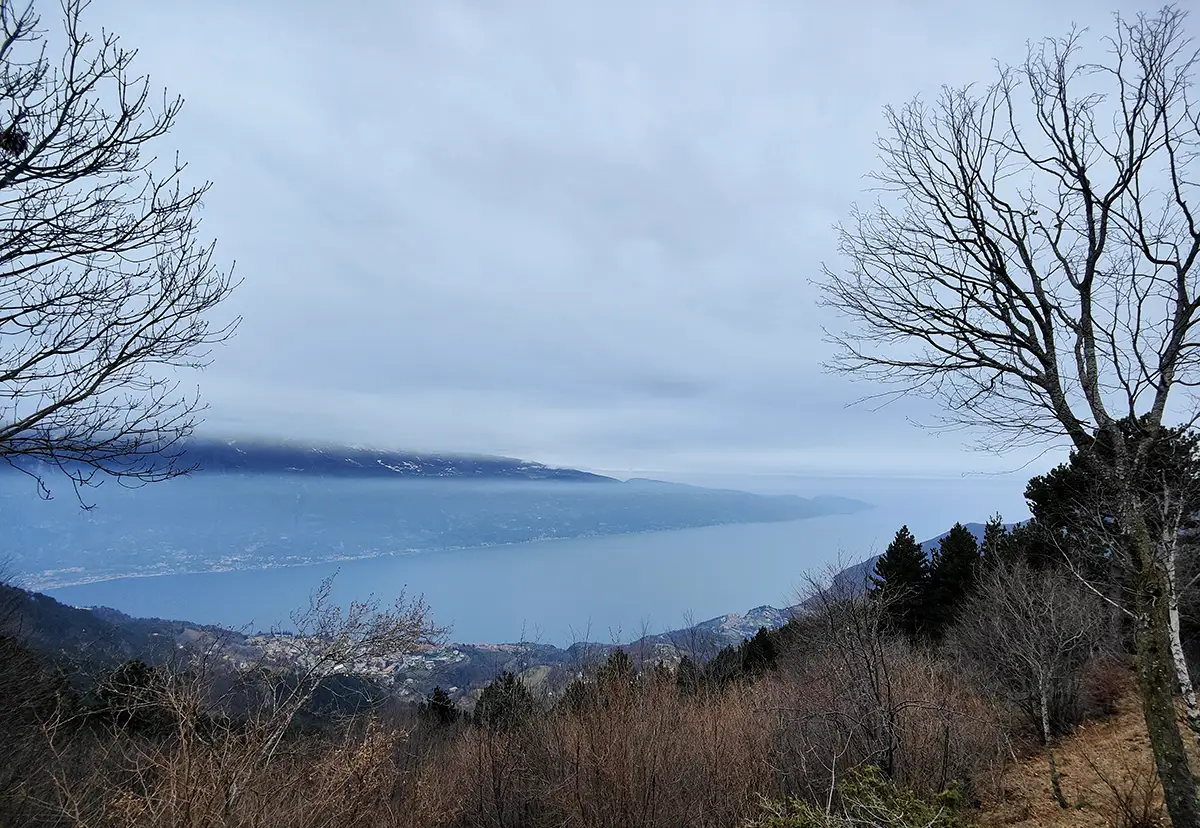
{"left": 871, "top": 525, "right": 930, "bottom": 639}
{"left": 819, "top": 7, "right": 1200, "bottom": 817}
{"left": 741, "top": 627, "right": 781, "bottom": 675}
{"left": 675, "top": 655, "right": 702, "bottom": 696}
{"left": 980, "top": 515, "right": 1010, "bottom": 567}
{"left": 473, "top": 672, "right": 534, "bottom": 730}
{"left": 423, "top": 686, "right": 459, "bottom": 727}
{"left": 927, "top": 524, "right": 980, "bottom": 637}
{"left": 0, "top": 1, "right": 237, "bottom": 499}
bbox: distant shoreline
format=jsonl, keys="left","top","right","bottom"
{"left": 32, "top": 513, "right": 861, "bottom": 593}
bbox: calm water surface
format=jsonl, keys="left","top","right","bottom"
{"left": 41, "top": 472, "right": 1031, "bottom": 644}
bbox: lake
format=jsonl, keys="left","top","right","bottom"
{"left": 26, "top": 471, "right": 1031, "bottom": 645}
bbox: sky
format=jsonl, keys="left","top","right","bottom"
{"left": 93, "top": 0, "right": 1170, "bottom": 480}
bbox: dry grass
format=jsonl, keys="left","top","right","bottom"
{"left": 0, "top": 591, "right": 1128, "bottom": 828}
{"left": 979, "top": 689, "right": 1200, "bottom": 828}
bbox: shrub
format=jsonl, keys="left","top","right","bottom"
{"left": 747, "top": 767, "right": 976, "bottom": 828}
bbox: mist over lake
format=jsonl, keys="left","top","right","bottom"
{"left": 7, "top": 471, "right": 1030, "bottom": 644}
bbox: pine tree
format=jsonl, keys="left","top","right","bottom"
{"left": 1023, "top": 418, "right": 1200, "bottom": 580}
{"left": 560, "top": 678, "right": 592, "bottom": 713}
{"left": 741, "top": 627, "right": 781, "bottom": 674}
{"left": 423, "top": 686, "right": 459, "bottom": 726}
{"left": 592, "top": 649, "right": 637, "bottom": 709}
{"left": 675, "top": 656, "right": 701, "bottom": 696}
{"left": 927, "top": 523, "right": 981, "bottom": 637}
{"left": 980, "top": 513, "right": 1009, "bottom": 566}
{"left": 473, "top": 671, "right": 534, "bottom": 730}
{"left": 597, "top": 649, "right": 636, "bottom": 690}
{"left": 870, "top": 525, "right": 930, "bottom": 639}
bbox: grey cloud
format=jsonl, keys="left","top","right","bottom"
{"left": 96, "top": 0, "right": 1130, "bottom": 477}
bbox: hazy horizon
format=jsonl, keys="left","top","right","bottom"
{"left": 89, "top": 0, "right": 1147, "bottom": 481}
{"left": 31, "top": 469, "right": 1027, "bottom": 645}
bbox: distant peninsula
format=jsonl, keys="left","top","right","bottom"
{"left": 4, "top": 439, "right": 872, "bottom": 591}
{"left": 176, "top": 439, "right": 616, "bottom": 482}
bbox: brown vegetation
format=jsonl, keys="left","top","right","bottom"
{"left": 0, "top": 573, "right": 1130, "bottom": 828}
{"left": 980, "top": 690, "right": 1197, "bottom": 828}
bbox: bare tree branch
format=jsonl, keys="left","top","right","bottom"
{"left": 0, "top": 0, "right": 237, "bottom": 499}
{"left": 819, "top": 9, "right": 1200, "bottom": 823}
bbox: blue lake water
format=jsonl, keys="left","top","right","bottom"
{"left": 47, "top": 520, "right": 836, "bottom": 644}
{"left": 18, "top": 471, "right": 1033, "bottom": 645}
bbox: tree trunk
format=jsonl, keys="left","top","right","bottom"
{"left": 1038, "top": 675, "right": 1053, "bottom": 747}
{"left": 1040, "top": 674, "right": 1068, "bottom": 809}
{"left": 1166, "top": 533, "right": 1200, "bottom": 745}
{"left": 1170, "top": 588, "right": 1200, "bottom": 746}
{"left": 1127, "top": 512, "right": 1200, "bottom": 828}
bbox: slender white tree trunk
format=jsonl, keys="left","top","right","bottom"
{"left": 1165, "top": 531, "right": 1200, "bottom": 745}
{"left": 1038, "top": 674, "right": 1052, "bottom": 748}
{"left": 1039, "top": 672, "right": 1068, "bottom": 809}
{"left": 1168, "top": 576, "right": 1200, "bottom": 744}
{"left": 1168, "top": 602, "right": 1200, "bottom": 741}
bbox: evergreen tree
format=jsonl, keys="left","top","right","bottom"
{"left": 675, "top": 655, "right": 702, "bottom": 696}
{"left": 597, "top": 649, "right": 636, "bottom": 692}
{"left": 423, "top": 685, "right": 459, "bottom": 726}
{"left": 870, "top": 525, "right": 930, "bottom": 639}
{"left": 993, "top": 520, "right": 1059, "bottom": 572}
{"left": 741, "top": 627, "right": 781, "bottom": 674}
{"left": 1023, "top": 459, "right": 1107, "bottom": 578}
{"left": 980, "top": 514, "right": 1009, "bottom": 566}
{"left": 472, "top": 671, "right": 534, "bottom": 730}
{"left": 704, "top": 642, "right": 746, "bottom": 688}
{"left": 595, "top": 649, "right": 637, "bottom": 708}
{"left": 560, "top": 678, "right": 592, "bottom": 714}
{"left": 94, "top": 659, "right": 174, "bottom": 735}
{"left": 927, "top": 523, "right": 981, "bottom": 637}
{"left": 1023, "top": 418, "right": 1200, "bottom": 581}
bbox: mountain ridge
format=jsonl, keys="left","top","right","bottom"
{"left": 175, "top": 438, "right": 616, "bottom": 482}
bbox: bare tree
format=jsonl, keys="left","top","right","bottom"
{"left": 953, "top": 559, "right": 1108, "bottom": 807}
{"left": 0, "top": 0, "right": 237, "bottom": 497}
{"left": 34, "top": 575, "right": 444, "bottom": 826}
{"left": 819, "top": 8, "right": 1200, "bottom": 823}
{"left": 232, "top": 576, "right": 444, "bottom": 800}
{"left": 773, "top": 566, "right": 1007, "bottom": 800}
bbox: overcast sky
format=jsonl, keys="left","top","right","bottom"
{"left": 96, "top": 0, "right": 1164, "bottom": 478}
